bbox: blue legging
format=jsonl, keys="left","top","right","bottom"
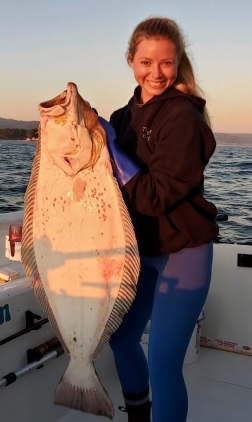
{"left": 109, "top": 242, "right": 213, "bottom": 422}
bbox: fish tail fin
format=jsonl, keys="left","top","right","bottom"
{"left": 54, "top": 360, "right": 114, "bottom": 419}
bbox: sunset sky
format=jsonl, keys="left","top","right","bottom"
{"left": 0, "top": 0, "right": 251, "bottom": 133}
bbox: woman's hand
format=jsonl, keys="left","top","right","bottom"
{"left": 98, "top": 116, "right": 140, "bottom": 187}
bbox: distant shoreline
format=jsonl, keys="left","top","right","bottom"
{"left": 214, "top": 133, "right": 252, "bottom": 147}
{"left": 217, "top": 143, "right": 252, "bottom": 147}
{"left": 0, "top": 131, "right": 252, "bottom": 146}
{"left": 0, "top": 139, "right": 37, "bottom": 142}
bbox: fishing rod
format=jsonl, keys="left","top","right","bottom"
{"left": 0, "top": 337, "right": 64, "bottom": 388}
{"left": 0, "top": 311, "right": 49, "bottom": 347}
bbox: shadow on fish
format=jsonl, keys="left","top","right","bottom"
{"left": 21, "top": 82, "right": 140, "bottom": 418}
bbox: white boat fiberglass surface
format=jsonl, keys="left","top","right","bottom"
{"left": 0, "top": 211, "right": 252, "bottom": 422}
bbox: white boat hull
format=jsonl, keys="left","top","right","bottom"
{"left": 1, "top": 211, "right": 252, "bottom": 421}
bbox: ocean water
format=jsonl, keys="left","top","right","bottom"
{"left": 204, "top": 146, "right": 252, "bottom": 244}
{"left": 0, "top": 140, "right": 251, "bottom": 244}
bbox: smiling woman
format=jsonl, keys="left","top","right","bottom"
{"left": 128, "top": 38, "right": 178, "bottom": 103}
{"left": 97, "top": 16, "right": 219, "bottom": 422}
{"left": 125, "top": 17, "right": 211, "bottom": 125}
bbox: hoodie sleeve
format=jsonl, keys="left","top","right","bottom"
{"left": 121, "top": 99, "right": 216, "bottom": 217}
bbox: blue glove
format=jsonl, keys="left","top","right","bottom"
{"left": 98, "top": 116, "right": 140, "bottom": 187}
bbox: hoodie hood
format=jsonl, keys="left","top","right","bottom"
{"left": 132, "top": 85, "right": 206, "bottom": 114}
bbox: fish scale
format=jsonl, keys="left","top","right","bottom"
{"left": 21, "top": 82, "right": 140, "bottom": 418}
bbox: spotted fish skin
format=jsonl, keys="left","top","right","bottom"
{"left": 21, "top": 83, "right": 140, "bottom": 418}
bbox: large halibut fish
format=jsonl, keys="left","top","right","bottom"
{"left": 21, "top": 82, "right": 140, "bottom": 418}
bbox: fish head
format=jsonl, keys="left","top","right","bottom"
{"left": 39, "top": 83, "right": 106, "bottom": 176}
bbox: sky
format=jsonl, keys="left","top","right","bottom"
{"left": 0, "top": 0, "right": 251, "bottom": 134}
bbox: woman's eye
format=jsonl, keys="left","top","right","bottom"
{"left": 141, "top": 61, "right": 150, "bottom": 65}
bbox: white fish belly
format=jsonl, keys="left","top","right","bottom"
{"left": 33, "top": 147, "right": 130, "bottom": 360}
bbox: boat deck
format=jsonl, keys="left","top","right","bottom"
{"left": 1, "top": 213, "right": 252, "bottom": 421}
{"left": 60, "top": 342, "right": 252, "bottom": 422}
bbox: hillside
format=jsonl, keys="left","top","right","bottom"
{"left": 0, "top": 117, "right": 39, "bottom": 130}
{"left": 215, "top": 133, "right": 252, "bottom": 146}
{"left": 0, "top": 117, "right": 251, "bottom": 145}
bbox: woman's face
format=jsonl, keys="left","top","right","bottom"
{"left": 129, "top": 37, "right": 179, "bottom": 104}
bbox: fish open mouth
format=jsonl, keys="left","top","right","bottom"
{"left": 39, "top": 82, "right": 106, "bottom": 173}
{"left": 40, "top": 90, "right": 68, "bottom": 109}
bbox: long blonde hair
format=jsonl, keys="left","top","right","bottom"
{"left": 126, "top": 17, "right": 211, "bottom": 127}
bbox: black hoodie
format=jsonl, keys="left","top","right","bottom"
{"left": 110, "top": 86, "right": 219, "bottom": 256}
